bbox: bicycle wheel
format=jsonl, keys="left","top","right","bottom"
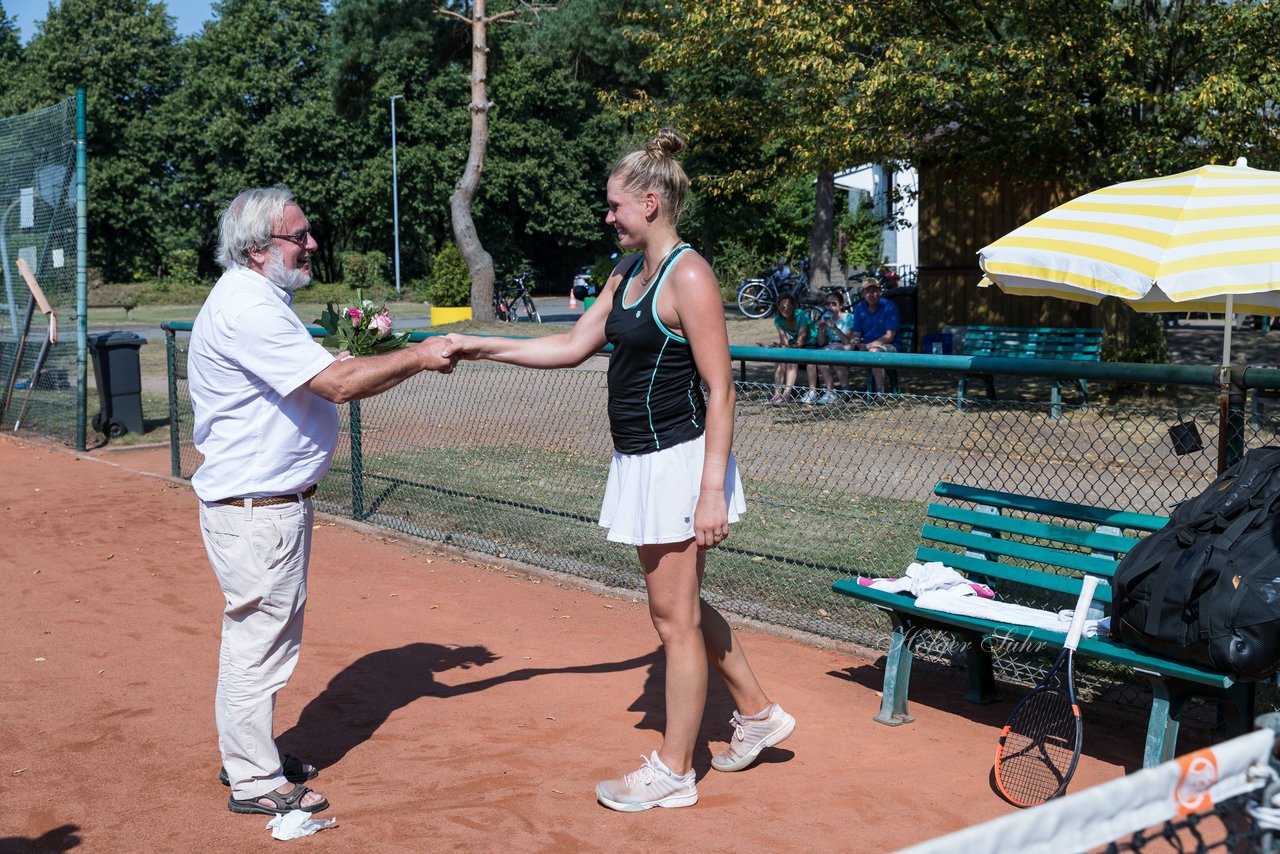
{"left": 521, "top": 294, "right": 541, "bottom": 323}
{"left": 492, "top": 293, "right": 511, "bottom": 322}
{"left": 737, "top": 281, "right": 775, "bottom": 318}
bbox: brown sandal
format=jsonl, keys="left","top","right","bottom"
{"left": 227, "top": 783, "right": 328, "bottom": 816}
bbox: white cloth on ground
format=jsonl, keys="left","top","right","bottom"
{"left": 266, "top": 810, "right": 338, "bottom": 840}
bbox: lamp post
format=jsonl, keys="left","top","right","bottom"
{"left": 390, "top": 94, "right": 403, "bottom": 297}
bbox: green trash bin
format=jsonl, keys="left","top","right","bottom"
{"left": 88, "top": 330, "right": 146, "bottom": 437}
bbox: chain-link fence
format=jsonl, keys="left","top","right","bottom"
{"left": 165, "top": 325, "right": 1280, "bottom": 727}
{"left": 0, "top": 97, "right": 81, "bottom": 443}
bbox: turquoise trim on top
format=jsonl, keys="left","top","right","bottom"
{"left": 621, "top": 243, "right": 690, "bottom": 312}
{"left": 651, "top": 245, "right": 691, "bottom": 343}
{"left": 644, "top": 336, "right": 671, "bottom": 448}
{"left": 619, "top": 255, "right": 645, "bottom": 310}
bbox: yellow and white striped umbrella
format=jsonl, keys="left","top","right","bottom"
{"left": 978, "top": 160, "right": 1280, "bottom": 316}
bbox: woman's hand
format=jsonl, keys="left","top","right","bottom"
{"left": 440, "top": 333, "right": 481, "bottom": 360}
{"left": 694, "top": 488, "right": 729, "bottom": 549}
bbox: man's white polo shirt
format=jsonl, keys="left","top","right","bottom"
{"left": 188, "top": 266, "right": 337, "bottom": 502}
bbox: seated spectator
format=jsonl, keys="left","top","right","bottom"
{"left": 817, "top": 294, "right": 858, "bottom": 401}
{"left": 766, "top": 291, "right": 821, "bottom": 406}
{"left": 852, "top": 278, "right": 899, "bottom": 393}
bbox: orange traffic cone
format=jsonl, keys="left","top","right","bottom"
{"left": 568, "top": 288, "right": 578, "bottom": 309}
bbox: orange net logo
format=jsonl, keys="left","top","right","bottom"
{"left": 1174, "top": 749, "right": 1219, "bottom": 817}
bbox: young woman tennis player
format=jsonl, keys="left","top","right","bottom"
{"left": 442, "top": 128, "right": 794, "bottom": 812}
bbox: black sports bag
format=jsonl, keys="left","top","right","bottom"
{"left": 1112, "top": 446, "right": 1280, "bottom": 681}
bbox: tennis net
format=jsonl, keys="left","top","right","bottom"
{"left": 900, "top": 714, "right": 1280, "bottom": 854}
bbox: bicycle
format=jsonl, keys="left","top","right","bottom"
{"left": 735, "top": 259, "right": 812, "bottom": 319}
{"left": 492, "top": 271, "right": 541, "bottom": 323}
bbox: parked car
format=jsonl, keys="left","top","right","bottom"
{"left": 571, "top": 265, "right": 596, "bottom": 301}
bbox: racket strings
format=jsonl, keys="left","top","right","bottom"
{"left": 996, "top": 687, "right": 1081, "bottom": 805}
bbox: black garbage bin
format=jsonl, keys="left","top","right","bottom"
{"left": 88, "top": 330, "right": 146, "bottom": 437}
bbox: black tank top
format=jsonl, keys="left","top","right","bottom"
{"left": 605, "top": 246, "right": 706, "bottom": 455}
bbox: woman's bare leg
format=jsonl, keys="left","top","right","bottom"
{"left": 638, "top": 539, "right": 708, "bottom": 776}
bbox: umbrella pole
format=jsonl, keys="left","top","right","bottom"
{"left": 1222, "top": 294, "right": 1234, "bottom": 367}
{"left": 1218, "top": 294, "right": 1244, "bottom": 474}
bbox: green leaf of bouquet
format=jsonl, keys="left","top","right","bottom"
{"left": 318, "top": 303, "right": 342, "bottom": 333}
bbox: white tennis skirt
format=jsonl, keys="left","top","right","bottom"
{"left": 599, "top": 433, "right": 747, "bottom": 546}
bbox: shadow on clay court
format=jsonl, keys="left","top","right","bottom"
{"left": 618, "top": 648, "right": 799, "bottom": 776}
{"left": 278, "top": 642, "right": 797, "bottom": 780}
{"left": 0, "top": 823, "right": 83, "bottom": 853}
{"left": 278, "top": 643, "right": 663, "bottom": 770}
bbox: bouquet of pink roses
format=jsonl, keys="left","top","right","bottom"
{"left": 317, "top": 299, "right": 411, "bottom": 356}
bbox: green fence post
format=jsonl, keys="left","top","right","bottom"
{"left": 75, "top": 87, "right": 88, "bottom": 452}
{"left": 349, "top": 399, "right": 366, "bottom": 520}
{"left": 166, "top": 329, "right": 180, "bottom": 477}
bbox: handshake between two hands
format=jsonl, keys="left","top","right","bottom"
{"left": 412, "top": 333, "right": 481, "bottom": 374}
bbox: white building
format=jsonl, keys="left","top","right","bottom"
{"left": 833, "top": 164, "right": 919, "bottom": 276}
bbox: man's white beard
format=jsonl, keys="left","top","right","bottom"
{"left": 262, "top": 246, "right": 312, "bottom": 292}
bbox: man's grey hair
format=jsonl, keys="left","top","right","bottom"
{"left": 215, "top": 185, "right": 296, "bottom": 270}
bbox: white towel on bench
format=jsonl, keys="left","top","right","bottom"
{"left": 861, "top": 561, "right": 993, "bottom": 598}
{"left": 916, "top": 589, "right": 1103, "bottom": 637}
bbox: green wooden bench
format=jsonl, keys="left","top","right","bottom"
{"left": 957, "top": 326, "right": 1104, "bottom": 413}
{"left": 831, "top": 481, "right": 1253, "bottom": 768}
{"left": 865, "top": 326, "right": 913, "bottom": 394}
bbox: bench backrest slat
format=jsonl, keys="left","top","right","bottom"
{"left": 935, "top": 482, "right": 1169, "bottom": 532}
{"left": 962, "top": 325, "right": 1104, "bottom": 361}
{"left": 922, "top": 524, "right": 1122, "bottom": 577}
{"left": 927, "top": 504, "right": 1141, "bottom": 553}
{"left": 914, "top": 546, "right": 1115, "bottom": 603}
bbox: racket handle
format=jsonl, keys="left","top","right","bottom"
{"left": 1065, "top": 576, "right": 1100, "bottom": 650}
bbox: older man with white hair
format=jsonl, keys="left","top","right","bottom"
{"left": 188, "top": 185, "right": 456, "bottom": 816}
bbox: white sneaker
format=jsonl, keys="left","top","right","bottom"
{"left": 595, "top": 752, "right": 698, "bottom": 812}
{"left": 817, "top": 390, "right": 836, "bottom": 405}
{"left": 712, "top": 703, "right": 796, "bottom": 772}
{"left": 799, "top": 389, "right": 819, "bottom": 404}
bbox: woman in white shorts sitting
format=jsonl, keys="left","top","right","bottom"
{"left": 443, "top": 128, "right": 795, "bottom": 813}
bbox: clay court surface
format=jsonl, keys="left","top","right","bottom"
{"left": 2, "top": 435, "right": 1146, "bottom": 852}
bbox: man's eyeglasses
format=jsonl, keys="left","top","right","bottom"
{"left": 269, "top": 230, "right": 311, "bottom": 248}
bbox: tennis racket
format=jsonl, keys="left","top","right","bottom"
{"left": 994, "top": 574, "right": 1099, "bottom": 807}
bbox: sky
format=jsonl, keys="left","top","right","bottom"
{"left": 4, "top": 0, "right": 214, "bottom": 43}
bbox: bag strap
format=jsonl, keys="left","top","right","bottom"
{"left": 1143, "top": 541, "right": 1196, "bottom": 637}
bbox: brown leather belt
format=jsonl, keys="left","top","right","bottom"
{"left": 214, "top": 484, "right": 316, "bottom": 507}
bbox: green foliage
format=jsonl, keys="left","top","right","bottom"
{"left": 836, "top": 197, "right": 882, "bottom": 274}
{"left": 341, "top": 250, "right": 389, "bottom": 290}
{"left": 424, "top": 242, "right": 470, "bottom": 306}
{"left": 407, "top": 276, "right": 431, "bottom": 302}
{"left": 165, "top": 249, "right": 201, "bottom": 286}
{"left": 709, "top": 239, "right": 768, "bottom": 300}
{"left": 16, "top": 0, "right": 181, "bottom": 281}
{"left": 1, "top": 0, "right": 1275, "bottom": 309}
{"left": 1103, "top": 310, "right": 1169, "bottom": 401}
{"left": 589, "top": 256, "right": 617, "bottom": 289}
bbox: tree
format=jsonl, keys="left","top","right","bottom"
{"left": 845, "top": 0, "right": 1280, "bottom": 186}
{"left": 16, "top": 0, "right": 180, "bottom": 280}
{"left": 437, "top": 0, "right": 523, "bottom": 320}
{"left": 629, "top": 0, "right": 1280, "bottom": 289}
{"left": 627, "top": 1, "right": 885, "bottom": 290}
{"left": 0, "top": 3, "right": 22, "bottom": 115}
{"left": 158, "top": 0, "right": 349, "bottom": 279}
